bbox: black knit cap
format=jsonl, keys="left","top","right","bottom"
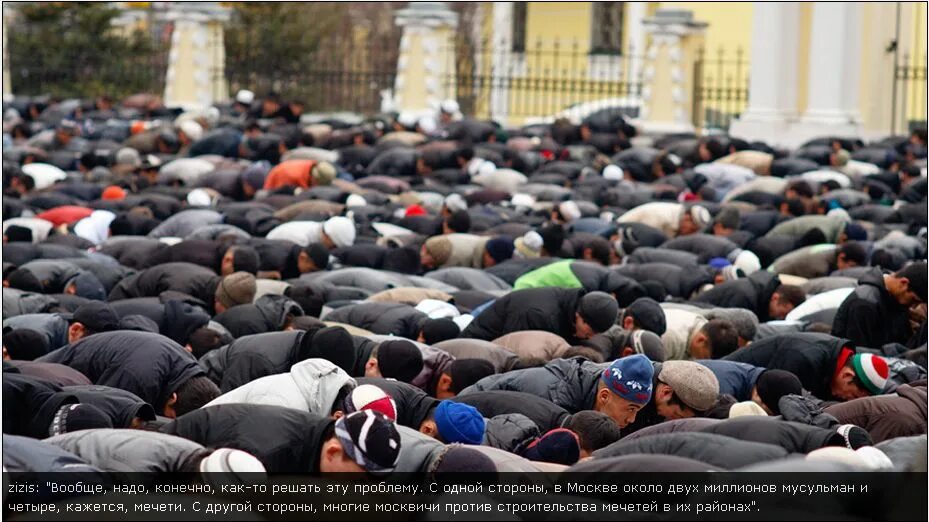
{"left": 448, "top": 359, "right": 495, "bottom": 394}
{"left": 304, "top": 243, "right": 330, "bottom": 270}
{"left": 72, "top": 301, "right": 120, "bottom": 333}
{"left": 421, "top": 318, "right": 460, "bottom": 344}
{"left": 299, "top": 326, "right": 356, "bottom": 373}
{"left": 48, "top": 403, "right": 113, "bottom": 436}
{"left": 623, "top": 297, "right": 667, "bottom": 336}
{"left": 578, "top": 291, "right": 619, "bottom": 333}
{"left": 376, "top": 340, "right": 424, "bottom": 383}
{"left": 756, "top": 369, "right": 802, "bottom": 415}
{"left": 898, "top": 261, "right": 928, "bottom": 303}
{"left": 4, "top": 225, "right": 33, "bottom": 243}
{"left": 2, "top": 328, "right": 49, "bottom": 360}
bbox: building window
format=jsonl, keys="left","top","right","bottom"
{"left": 591, "top": 2, "right": 624, "bottom": 55}
{"left": 512, "top": 2, "right": 527, "bottom": 53}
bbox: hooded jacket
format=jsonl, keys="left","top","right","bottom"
{"left": 592, "top": 432, "right": 790, "bottom": 470}
{"left": 824, "top": 382, "right": 927, "bottom": 443}
{"left": 97, "top": 238, "right": 170, "bottom": 270}
{"left": 161, "top": 404, "right": 333, "bottom": 473}
{"left": 626, "top": 247, "right": 700, "bottom": 268}
{"left": 696, "top": 360, "right": 766, "bottom": 401}
{"left": 832, "top": 268, "right": 913, "bottom": 349}
{"left": 459, "top": 357, "right": 607, "bottom": 413}
{"left": 107, "top": 262, "right": 221, "bottom": 306}
{"left": 200, "top": 329, "right": 346, "bottom": 392}
{"left": 451, "top": 390, "right": 570, "bottom": 432}
{"left": 64, "top": 385, "right": 156, "bottom": 429}
{"left": 723, "top": 332, "right": 852, "bottom": 400}
{"left": 212, "top": 294, "right": 304, "bottom": 338}
{"left": 460, "top": 287, "right": 585, "bottom": 343}
{"left": 484, "top": 413, "right": 540, "bottom": 452}
{"left": 2, "top": 371, "right": 78, "bottom": 438}
{"left": 694, "top": 270, "right": 782, "bottom": 322}
{"left": 205, "top": 358, "right": 355, "bottom": 416}
{"left": 37, "top": 330, "right": 205, "bottom": 414}
{"left": 323, "top": 302, "right": 428, "bottom": 339}
{"left": 45, "top": 429, "right": 207, "bottom": 472}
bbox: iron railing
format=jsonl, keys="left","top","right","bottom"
{"left": 446, "top": 36, "right": 646, "bottom": 124}
{"left": 692, "top": 46, "right": 750, "bottom": 132}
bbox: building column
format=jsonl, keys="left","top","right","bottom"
{"left": 488, "top": 2, "right": 513, "bottom": 124}
{"left": 639, "top": 9, "right": 707, "bottom": 134}
{"left": 800, "top": 2, "right": 862, "bottom": 125}
{"left": 734, "top": 2, "right": 800, "bottom": 123}
{"left": 393, "top": 2, "right": 459, "bottom": 115}
{"left": 626, "top": 2, "right": 648, "bottom": 84}
{"left": 160, "top": 2, "right": 230, "bottom": 111}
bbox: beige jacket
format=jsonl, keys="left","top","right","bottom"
{"left": 493, "top": 330, "right": 571, "bottom": 362}
{"left": 660, "top": 307, "right": 707, "bottom": 361}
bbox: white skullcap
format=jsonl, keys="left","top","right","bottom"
{"left": 478, "top": 160, "right": 497, "bottom": 177}
{"left": 415, "top": 299, "right": 461, "bottom": 319}
{"left": 345, "top": 194, "right": 368, "bottom": 208}
{"left": 444, "top": 193, "right": 468, "bottom": 213}
{"left": 510, "top": 193, "right": 537, "bottom": 208}
{"left": 728, "top": 401, "right": 768, "bottom": 418}
{"left": 689, "top": 205, "right": 712, "bottom": 228}
{"left": 322, "top": 216, "right": 356, "bottom": 248}
{"left": 440, "top": 99, "right": 460, "bottom": 114}
{"left": 187, "top": 188, "right": 215, "bottom": 207}
{"left": 397, "top": 112, "right": 418, "bottom": 128}
{"left": 417, "top": 116, "right": 437, "bottom": 134}
{"left": 235, "top": 89, "right": 255, "bottom": 105}
{"left": 179, "top": 120, "right": 203, "bottom": 141}
{"left": 558, "top": 201, "right": 582, "bottom": 223}
{"left": 602, "top": 164, "right": 624, "bottom": 181}
{"left": 452, "top": 314, "right": 474, "bottom": 331}
{"left": 733, "top": 250, "right": 761, "bottom": 275}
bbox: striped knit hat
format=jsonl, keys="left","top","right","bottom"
{"left": 334, "top": 411, "right": 401, "bottom": 474}
{"left": 343, "top": 384, "right": 398, "bottom": 421}
{"left": 851, "top": 354, "right": 889, "bottom": 395}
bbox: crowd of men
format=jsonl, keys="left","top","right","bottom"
{"left": 1, "top": 89, "right": 927, "bottom": 495}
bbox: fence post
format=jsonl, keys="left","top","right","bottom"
{"left": 160, "top": 2, "right": 230, "bottom": 111}
{"left": 393, "top": 2, "right": 458, "bottom": 115}
{"left": 640, "top": 9, "right": 707, "bottom": 134}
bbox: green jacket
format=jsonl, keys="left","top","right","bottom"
{"left": 513, "top": 259, "right": 583, "bottom": 290}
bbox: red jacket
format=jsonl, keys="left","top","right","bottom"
{"left": 36, "top": 206, "right": 94, "bottom": 226}
{"left": 263, "top": 159, "right": 316, "bottom": 190}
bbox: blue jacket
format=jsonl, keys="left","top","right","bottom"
{"left": 696, "top": 359, "right": 766, "bottom": 401}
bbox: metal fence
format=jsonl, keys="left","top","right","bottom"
{"left": 692, "top": 46, "right": 750, "bottom": 131}
{"left": 446, "top": 36, "right": 645, "bottom": 124}
{"left": 225, "top": 32, "right": 400, "bottom": 115}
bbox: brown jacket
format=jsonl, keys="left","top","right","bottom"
{"left": 824, "top": 382, "right": 927, "bottom": 444}
{"left": 492, "top": 330, "right": 571, "bottom": 362}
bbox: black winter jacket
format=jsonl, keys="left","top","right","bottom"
{"left": 460, "top": 287, "right": 586, "bottom": 343}
{"left": 694, "top": 270, "right": 782, "bottom": 322}
{"left": 724, "top": 332, "right": 853, "bottom": 400}
{"left": 832, "top": 268, "right": 913, "bottom": 348}
{"left": 37, "top": 331, "right": 204, "bottom": 414}
{"left": 161, "top": 404, "right": 333, "bottom": 473}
